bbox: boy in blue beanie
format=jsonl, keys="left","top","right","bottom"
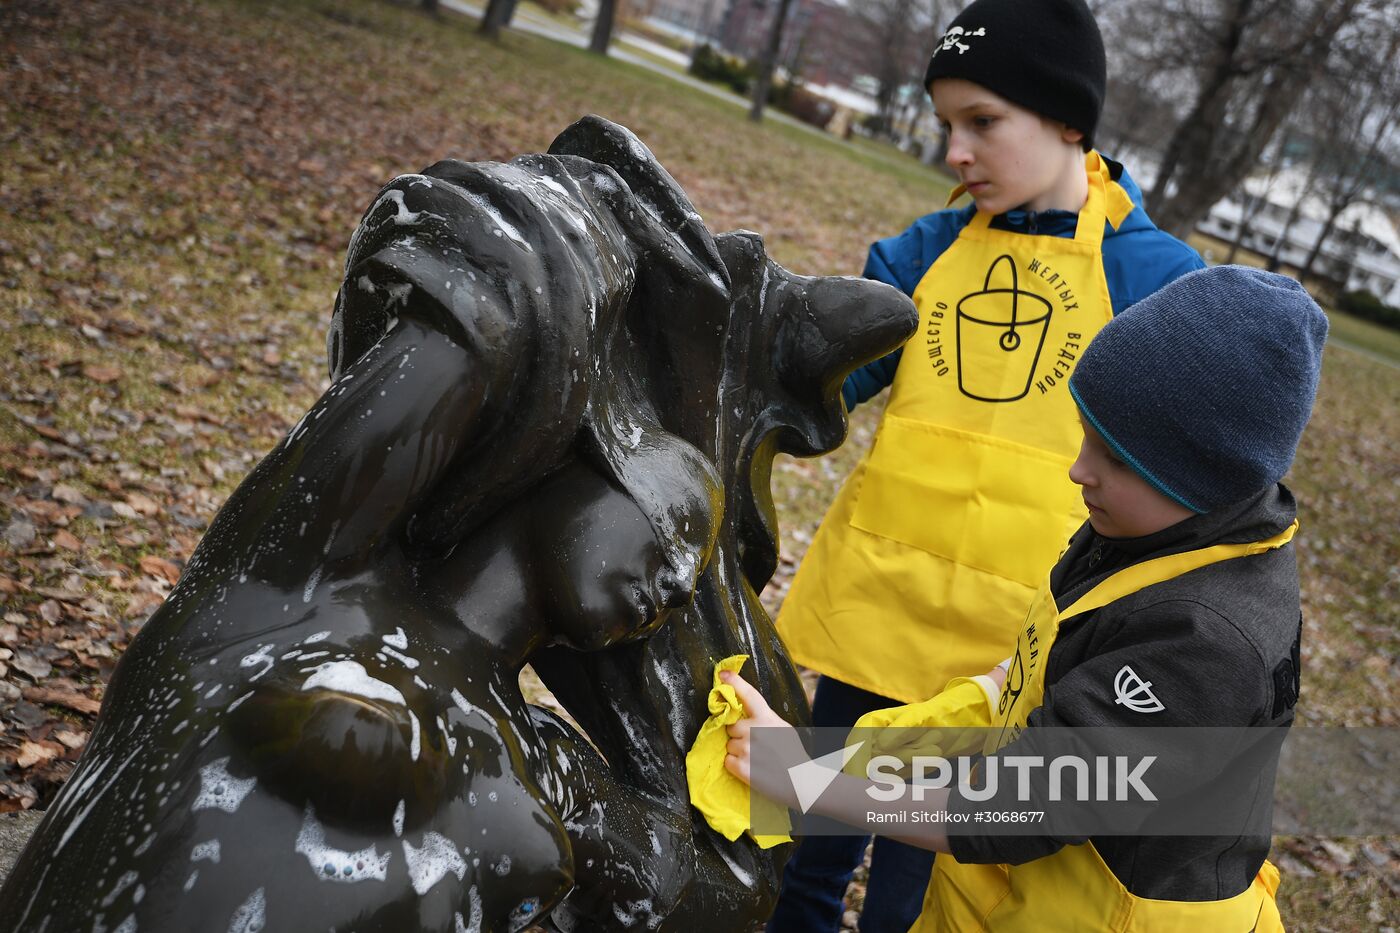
{"left": 772, "top": 0, "right": 1203, "bottom": 928}
{"left": 727, "top": 266, "right": 1327, "bottom": 932}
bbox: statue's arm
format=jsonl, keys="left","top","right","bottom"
{"left": 187, "top": 316, "right": 484, "bottom": 589}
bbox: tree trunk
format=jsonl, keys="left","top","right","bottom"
{"left": 590, "top": 0, "right": 619, "bottom": 55}
{"left": 695, "top": 0, "right": 718, "bottom": 46}
{"left": 1299, "top": 199, "right": 1345, "bottom": 285}
{"left": 1265, "top": 189, "right": 1304, "bottom": 273}
{"left": 1335, "top": 218, "right": 1363, "bottom": 287}
{"left": 749, "top": 0, "right": 795, "bottom": 122}
{"left": 874, "top": 83, "right": 896, "bottom": 138}
{"left": 1294, "top": 81, "right": 1399, "bottom": 278}
{"left": 1146, "top": 0, "right": 1253, "bottom": 218}
{"left": 1148, "top": 0, "right": 1361, "bottom": 239}
{"left": 1225, "top": 188, "right": 1251, "bottom": 264}
{"left": 421, "top": 0, "right": 439, "bottom": 14}
{"left": 478, "top": 0, "right": 518, "bottom": 38}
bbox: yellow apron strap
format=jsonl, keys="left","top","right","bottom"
{"left": 965, "top": 208, "right": 993, "bottom": 231}
{"left": 1085, "top": 150, "right": 1137, "bottom": 232}
{"left": 1061, "top": 521, "right": 1299, "bottom": 621}
{"left": 1072, "top": 157, "right": 1109, "bottom": 248}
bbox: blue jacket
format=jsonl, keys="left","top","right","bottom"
{"left": 843, "top": 162, "right": 1204, "bottom": 409}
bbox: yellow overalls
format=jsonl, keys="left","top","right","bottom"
{"left": 917, "top": 522, "right": 1298, "bottom": 932}
{"left": 778, "top": 152, "right": 1134, "bottom": 704}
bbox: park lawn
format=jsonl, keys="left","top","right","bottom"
{"left": 0, "top": 0, "right": 1395, "bottom": 926}
{"left": 1190, "top": 233, "right": 1400, "bottom": 364}
{"left": 1324, "top": 309, "right": 1400, "bottom": 364}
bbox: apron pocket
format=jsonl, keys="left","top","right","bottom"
{"left": 850, "top": 414, "right": 1081, "bottom": 588}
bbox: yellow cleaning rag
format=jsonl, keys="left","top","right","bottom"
{"left": 684, "top": 655, "right": 791, "bottom": 848}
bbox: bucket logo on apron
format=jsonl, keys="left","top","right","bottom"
{"left": 925, "top": 252, "right": 1084, "bottom": 404}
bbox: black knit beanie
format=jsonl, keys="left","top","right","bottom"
{"left": 924, "top": 0, "right": 1106, "bottom": 148}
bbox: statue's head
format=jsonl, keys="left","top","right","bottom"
{"left": 532, "top": 451, "right": 720, "bottom": 652}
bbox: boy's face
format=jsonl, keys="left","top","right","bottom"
{"left": 931, "top": 79, "right": 1087, "bottom": 215}
{"left": 1069, "top": 416, "right": 1194, "bottom": 539}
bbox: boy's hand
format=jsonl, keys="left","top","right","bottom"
{"left": 720, "top": 670, "right": 806, "bottom": 807}
{"left": 988, "top": 657, "right": 1009, "bottom": 691}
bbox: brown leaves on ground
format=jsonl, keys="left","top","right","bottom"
{"left": 0, "top": 0, "right": 947, "bottom": 811}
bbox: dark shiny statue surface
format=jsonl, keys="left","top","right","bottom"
{"left": 0, "top": 117, "right": 915, "bottom": 933}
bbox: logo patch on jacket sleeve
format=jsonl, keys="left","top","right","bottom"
{"left": 1112, "top": 665, "right": 1165, "bottom": 714}
{"left": 1271, "top": 615, "right": 1303, "bottom": 718}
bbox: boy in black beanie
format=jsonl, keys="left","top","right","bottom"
{"left": 729, "top": 266, "right": 1326, "bottom": 933}
{"left": 773, "top": 0, "right": 1203, "bottom": 930}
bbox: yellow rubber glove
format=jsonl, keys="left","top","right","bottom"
{"left": 684, "top": 655, "right": 791, "bottom": 848}
{"left": 843, "top": 674, "right": 1001, "bottom": 779}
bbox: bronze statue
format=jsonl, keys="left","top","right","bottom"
{"left": 0, "top": 117, "right": 915, "bottom": 932}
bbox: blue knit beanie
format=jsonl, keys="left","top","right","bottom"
{"left": 1068, "top": 266, "right": 1328, "bottom": 513}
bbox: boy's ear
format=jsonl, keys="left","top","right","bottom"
{"left": 1061, "top": 124, "right": 1086, "bottom": 147}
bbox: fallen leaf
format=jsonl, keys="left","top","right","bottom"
{"left": 27, "top": 422, "right": 64, "bottom": 442}
{"left": 15, "top": 740, "right": 61, "bottom": 769}
{"left": 0, "top": 780, "right": 38, "bottom": 813}
{"left": 3, "top": 518, "right": 36, "bottom": 549}
{"left": 11, "top": 652, "right": 53, "bottom": 680}
{"left": 54, "top": 730, "right": 88, "bottom": 751}
{"left": 85, "top": 640, "right": 115, "bottom": 659}
{"left": 82, "top": 364, "right": 122, "bottom": 383}
{"left": 33, "top": 586, "right": 85, "bottom": 603}
{"left": 51, "top": 529, "right": 82, "bottom": 551}
{"left": 22, "top": 686, "right": 103, "bottom": 716}
{"left": 50, "top": 484, "right": 89, "bottom": 505}
{"left": 1318, "top": 839, "right": 1355, "bottom": 869}
{"left": 138, "top": 554, "right": 181, "bottom": 585}
{"left": 110, "top": 502, "right": 140, "bottom": 520}
{"left": 125, "top": 492, "right": 161, "bottom": 516}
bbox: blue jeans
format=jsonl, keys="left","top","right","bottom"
{"left": 766, "top": 676, "right": 936, "bottom": 933}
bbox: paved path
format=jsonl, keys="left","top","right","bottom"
{"left": 0, "top": 810, "right": 42, "bottom": 886}
{"left": 1330, "top": 336, "right": 1400, "bottom": 371}
{"left": 440, "top": 0, "right": 848, "bottom": 142}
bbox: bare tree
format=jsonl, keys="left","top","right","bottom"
{"left": 1133, "top": 0, "right": 1367, "bottom": 239}
{"left": 591, "top": 0, "right": 621, "bottom": 54}
{"left": 1296, "top": 11, "right": 1400, "bottom": 283}
{"left": 1096, "top": 66, "right": 1186, "bottom": 162}
{"left": 851, "top": 0, "right": 946, "bottom": 138}
{"left": 1223, "top": 128, "right": 1292, "bottom": 262}
{"left": 478, "top": 0, "right": 518, "bottom": 38}
{"left": 749, "top": 0, "right": 797, "bottom": 122}
{"left": 1264, "top": 149, "right": 1324, "bottom": 272}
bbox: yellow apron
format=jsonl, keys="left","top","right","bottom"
{"left": 779, "top": 152, "right": 1134, "bottom": 704}
{"left": 919, "top": 522, "right": 1298, "bottom": 932}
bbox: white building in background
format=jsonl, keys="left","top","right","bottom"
{"left": 1197, "top": 170, "right": 1400, "bottom": 307}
